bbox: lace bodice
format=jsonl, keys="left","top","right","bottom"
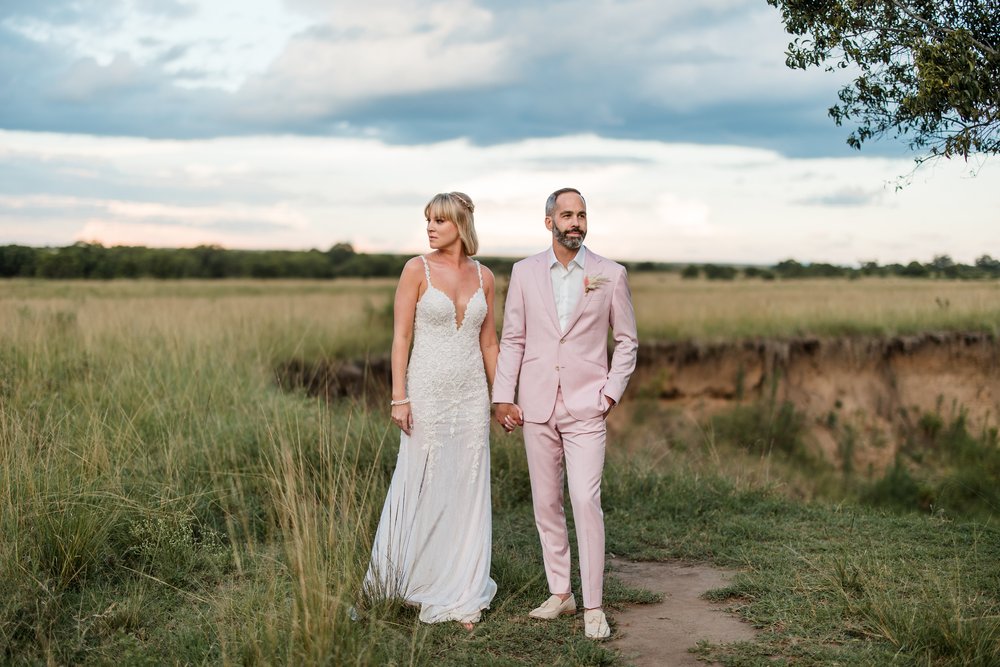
{"left": 408, "top": 256, "right": 487, "bottom": 393}
{"left": 411, "top": 257, "right": 486, "bottom": 352}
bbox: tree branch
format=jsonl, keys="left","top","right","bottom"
{"left": 889, "top": 0, "right": 998, "bottom": 56}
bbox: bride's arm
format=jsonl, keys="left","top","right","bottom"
{"left": 479, "top": 267, "right": 500, "bottom": 391}
{"left": 390, "top": 258, "right": 424, "bottom": 435}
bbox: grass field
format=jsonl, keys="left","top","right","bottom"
{"left": 1, "top": 277, "right": 998, "bottom": 665}
{"left": 4, "top": 273, "right": 1000, "bottom": 341}
{"left": 630, "top": 274, "right": 1000, "bottom": 339}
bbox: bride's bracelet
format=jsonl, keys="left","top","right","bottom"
{"left": 390, "top": 398, "right": 410, "bottom": 407}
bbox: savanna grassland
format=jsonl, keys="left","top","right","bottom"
{"left": 630, "top": 273, "right": 1000, "bottom": 339}
{"left": 1, "top": 275, "right": 998, "bottom": 666}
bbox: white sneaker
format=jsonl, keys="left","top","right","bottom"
{"left": 584, "top": 608, "right": 611, "bottom": 640}
{"left": 528, "top": 594, "right": 576, "bottom": 619}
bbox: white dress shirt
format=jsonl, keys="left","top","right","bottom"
{"left": 548, "top": 245, "right": 587, "bottom": 332}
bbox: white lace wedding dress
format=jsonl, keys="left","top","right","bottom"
{"left": 364, "top": 256, "right": 497, "bottom": 624}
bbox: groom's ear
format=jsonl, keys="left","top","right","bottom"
{"left": 544, "top": 216, "right": 553, "bottom": 231}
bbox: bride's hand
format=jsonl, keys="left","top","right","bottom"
{"left": 392, "top": 403, "right": 413, "bottom": 436}
{"left": 494, "top": 403, "right": 523, "bottom": 432}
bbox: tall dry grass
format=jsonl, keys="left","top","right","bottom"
{"left": 0, "top": 281, "right": 407, "bottom": 663}
{"left": 11, "top": 273, "right": 997, "bottom": 342}
{"left": 629, "top": 274, "right": 1000, "bottom": 339}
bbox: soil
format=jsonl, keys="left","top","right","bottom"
{"left": 609, "top": 557, "right": 758, "bottom": 666}
{"left": 620, "top": 332, "right": 1000, "bottom": 472}
{"left": 274, "top": 331, "right": 1000, "bottom": 473}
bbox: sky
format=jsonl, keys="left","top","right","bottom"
{"left": 1, "top": 0, "right": 997, "bottom": 265}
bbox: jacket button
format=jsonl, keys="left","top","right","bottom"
{"left": 554, "top": 365, "right": 560, "bottom": 371}
{"left": 559, "top": 338, "right": 565, "bottom": 344}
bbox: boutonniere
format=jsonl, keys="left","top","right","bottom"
{"left": 583, "top": 274, "right": 610, "bottom": 295}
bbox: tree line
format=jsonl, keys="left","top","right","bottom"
{"left": 683, "top": 256, "right": 1000, "bottom": 281}
{"left": 1, "top": 243, "right": 998, "bottom": 281}
{"left": 0, "top": 243, "right": 517, "bottom": 280}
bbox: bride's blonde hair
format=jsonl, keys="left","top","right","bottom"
{"left": 424, "top": 192, "right": 478, "bottom": 256}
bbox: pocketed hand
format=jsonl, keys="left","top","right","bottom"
{"left": 602, "top": 395, "right": 616, "bottom": 420}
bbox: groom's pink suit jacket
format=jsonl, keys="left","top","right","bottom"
{"left": 493, "top": 249, "right": 638, "bottom": 421}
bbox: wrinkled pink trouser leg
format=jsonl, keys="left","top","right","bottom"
{"left": 523, "top": 390, "right": 607, "bottom": 609}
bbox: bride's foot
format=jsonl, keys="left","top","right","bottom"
{"left": 457, "top": 612, "right": 481, "bottom": 631}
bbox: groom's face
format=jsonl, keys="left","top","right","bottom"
{"left": 546, "top": 193, "right": 587, "bottom": 250}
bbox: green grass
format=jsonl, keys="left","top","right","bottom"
{"left": 860, "top": 408, "right": 1000, "bottom": 519}
{"left": 1, "top": 280, "right": 998, "bottom": 665}
{"left": 601, "top": 464, "right": 1000, "bottom": 665}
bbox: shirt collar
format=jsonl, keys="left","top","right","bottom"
{"left": 548, "top": 244, "right": 587, "bottom": 271}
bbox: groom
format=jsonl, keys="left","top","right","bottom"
{"left": 493, "top": 187, "right": 638, "bottom": 639}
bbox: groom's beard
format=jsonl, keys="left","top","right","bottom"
{"left": 553, "top": 225, "right": 585, "bottom": 250}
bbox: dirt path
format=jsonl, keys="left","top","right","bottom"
{"left": 608, "top": 558, "right": 758, "bottom": 666}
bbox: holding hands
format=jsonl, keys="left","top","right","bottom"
{"left": 494, "top": 403, "right": 524, "bottom": 432}
{"left": 494, "top": 397, "right": 614, "bottom": 432}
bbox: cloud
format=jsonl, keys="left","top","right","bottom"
{"left": 0, "top": 0, "right": 887, "bottom": 157}
{"left": 54, "top": 54, "right": 149, "bottom": 101}
{"left": 653, "top": 193, "right": 715, "bottom": 237}
{"left": 0, "top": 191, "right": 310, "bottom": 249}
{"left": 797, "top": 187, "right": 885, "bottom": 208}
{"left": 134, "top": 0, "right": 197, "bottom": 19}
{"left": 1, "top": 129, "right": 996, "bottom": 264}
{"left": 75, "top": 220, "right": 244, "bottom": 247}
{"left": 233, "top": 0, "right": 512, "bottom": 123}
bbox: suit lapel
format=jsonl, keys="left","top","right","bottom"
{"left": 532, "top": 252, "right": 561, "bottom": 331}
{"left": 562, "top": 252, "right": 599, "bottom": 334}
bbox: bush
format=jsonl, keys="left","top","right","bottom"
{"left": 711, "top": 398, "right": 811, "bottom": 463}
{"left": 125, "top": 511, "right": 228, "bottom": 586}
{"left": 703, "top": 264, "right": 737, "bottom": 280}
{"left": 862, "top": 459, "right": 930, "bottom": 512}
{"left": 863, "top": 411, "right": 1000, "bottom": 517}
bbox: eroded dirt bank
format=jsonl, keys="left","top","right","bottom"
{"left": 629, "top": 331, "right": 1000, "bottom": 470}
{"left": 275, "top": 331, "right": 1000, "bottom": 472}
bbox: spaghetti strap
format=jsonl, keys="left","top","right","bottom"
{"left": 474, "top": 260, "right": 484, "bottom": 290}
{"left": 419, "top": 255, "right": 432, "bottom": 287}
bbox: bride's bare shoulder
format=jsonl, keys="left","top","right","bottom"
{"left": 478, "top": 264, "right": 496, "bottom": 288}
{"left": 398, "top": 256, "right": 428, "bottom": 285}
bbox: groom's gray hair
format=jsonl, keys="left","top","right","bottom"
{"left": 545, "top": 188, "right": 585, "bottom": 217}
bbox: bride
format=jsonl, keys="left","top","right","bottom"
{"left": 364, "top": 192, "right": 498, "bottom": 629}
